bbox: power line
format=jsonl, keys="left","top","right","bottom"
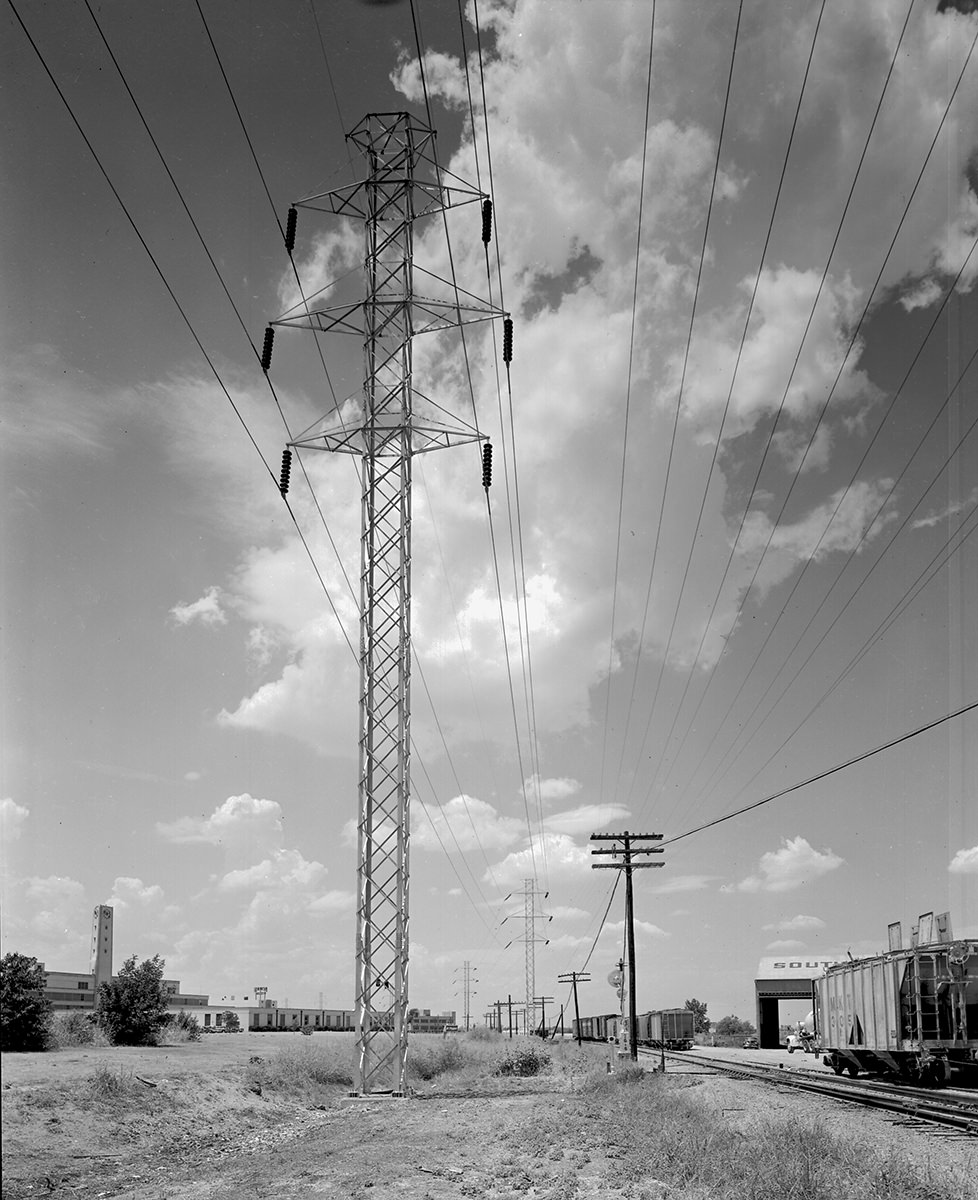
{"left": 664, "top": 701, "right": 978, "bottom": 848}
{"left": 614, "top": 0, "right": 744, "bottom": 805}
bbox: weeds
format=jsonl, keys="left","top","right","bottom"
{"left": 46, "top": 1011, "right": 110, "bottom": 1049}
{"left": 406, "top": 1037, "right": 466, "bottom": 1081}
{"left": 242, "top": 1039, "right": 353, "bottom": 1101}
{"left": 496, "top": 1044, "right": 551, "bottom": 1077}
{"left": 89, "top": 1064, "right": 141, "bottom": 1099}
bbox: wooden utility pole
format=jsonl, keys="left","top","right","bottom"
{"left": 591, "top": 831, "right": 664, "bottom": 1061}
{"left": 533, "top": 994, "right": 554, "bottom": 1038}
{"left": 558, "top": 970, "right": 591, "bottom": 1045}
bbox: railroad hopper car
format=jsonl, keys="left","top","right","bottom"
{"left": 636, "top": 1008, "right": 695, "bottom": 1050}
{"left": 813, "top": 938, "right": 978, "bottom": 1086}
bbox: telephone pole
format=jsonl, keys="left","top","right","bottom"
{"left": 558, "top": 970, "right": 590, "bottom": 1045}
{"left": 591, "top": 831, "right": 664, "bottom": 1061}
{"left": 269, "top": 112, "right": 505, "bottom": 1096}
{"left": 532, "top": 994, "right": 554, "bottom": 1038}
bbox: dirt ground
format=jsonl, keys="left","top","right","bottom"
{"left": 1, "top": 1034, "right": 621, "bottom": 1200}
{"left": 3, "top": 1035, "right": 976, "bottom": 1199}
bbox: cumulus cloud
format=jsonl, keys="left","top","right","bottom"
{"left": 487, "top": 833, "right": 592, "bottom": 889}
{"left": 762, "top": 914, "right": 826, "bottom": 932}
{"left": 525, "top": 775, "right": 582, "bottom": 803}
{"left": 949, "top": 845, "right": 978, "bottom": 874}
{"left": 170, "top": 586, "right": 228, "bottom": 627}
{"left": 156, "top": 793, "right": 284, "bottom": 866}
{"left": 108, "top": 877, "right": 165, "bottom": 909}
{"left": 0, "top": 798, "right": 29, "bottom": 843}
{"left": 414, "top": 795, "right": 525, "bottom": 854}
{"left": 727, "top": 836, "right": 843, "bottom": 893}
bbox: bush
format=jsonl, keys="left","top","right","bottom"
{"left": 407, "top": 1038, "right": 466, "bottom": 1081}
{"left": 1, "top": 953, "right": 52, "bottom": 1051}
{"left": 95, "top": 955, "right": 169, "bottom": 1046}
{"left": 465, "top": 1025, "right": 497, "bottom": 1042}
{"left": 166, "top": 1010, "right": 201, "bottom": 1043}
{"left": 46, "top": 1010, "right": 110, "bottom": 1049}
{"left": 496, "top": 1044, "right": 551, "bottom": 1077}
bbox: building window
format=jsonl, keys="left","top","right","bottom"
{"left": 204, "top": 1013, "right": 211, "bottom": 1027}
{"left": 77, "top": 982, "right": 89, "bottom": 990}
{"left": 216, "top": 1013, "right": 224, "bottom": 1027}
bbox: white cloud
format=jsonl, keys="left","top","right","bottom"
{"left": 155, "top": 793, "right": 284, "bottom": 867}
{"left": 762, "top": 914, "right": 826, "bottom": 932}
{"left": 487, "top": 833, "right": 592, "bottom": 889}
{"left": 170, "top": 586, "right": 228, "bottom": 627}
{"left": 766, "top": 939, "right": 805, "bottom": 950}
{"left": 549, "top": 905, "right": 589, "bottom": 921}
{"left": 912, "top": 487, "right": 978, "bottom": 529}
{"left": 898, "top": 278, "right": 942, "bottom": 312}
{"left": 949, "top": 845, "right": 978, "bottom": 875}
{"left": 542, "top": 803, "right": 631, "bottom": 837}
{"left": 413, "top": 795, "right": 525, "bottom": 854}
{"left": 525, "top": 775, "right": 582, "bottom": 803}
{"left": 0, "top": 798, "right": 29, "bottom": 843}
{"left": 108, "top": 877, "right": 165, "bottom": 909}
{"left": 729, "top": 836, "right": 843, "bottom": 893}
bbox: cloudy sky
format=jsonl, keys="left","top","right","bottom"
{"left": 3, "top": 0, "right": 976, "bottom": 1027}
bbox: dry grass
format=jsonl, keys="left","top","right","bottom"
{"left": 571, "top": 1070, "right": 975, "bottom": 1200}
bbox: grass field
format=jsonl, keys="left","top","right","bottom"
{"left": 3, "top": 1032, "right": 975, "bottom": 1199}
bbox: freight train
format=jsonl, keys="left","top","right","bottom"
{"left": 813, "top": 924, "right": 978, "bottom": 1087}
{"left": 573, "top": 1007, "right": 695, "bottom": 1050}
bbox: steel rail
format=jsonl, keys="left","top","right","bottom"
{"left": 643, "top": 1049, "right": 978, "bottom": 1137}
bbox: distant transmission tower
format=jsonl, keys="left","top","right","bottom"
{"left": 503, "top": 879, "right": 550, "bottom": 1028}
{"left": 268, "top": 112, "right": 505, "bottom": 1095}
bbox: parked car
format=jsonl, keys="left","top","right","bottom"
{"left": 742, "top": 1036, "right": 759, "bottom": 1049}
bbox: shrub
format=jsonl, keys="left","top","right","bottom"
{"left": 465, "top": 1025, "right": 497, "bottom": 1042}
{"left": 95, "top": 954, "right": 169, "bottom": 1046}
{"left": 496, "top": 1044, "right": 551, "bottom": 1077}
{"left": 46, "top": 1010, "right": 110, "bottom": 1049}
{"left": 407, "top": 1038, "right": 466, "bottom": 1081}
{"left": 1, "top": 953, "right": 52, "bottom": 1051}
{"left": 166, "top": 1010, "right": 201, "bottom": 1043}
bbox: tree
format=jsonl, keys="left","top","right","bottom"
{"left": 96, "top": 955, "right": 170, "bottom": 1046}
{"left": 1, "top": 953, "right": 52, "bottom": 1051}
{"left": 684, "top": 997, "right": 710, "bottom": 1034}
{"left": 715, "top": 1014, "right": 755, "bottom": 1036}
{"left": 221, "top": 1010, "right": 241, "bottom": 1033}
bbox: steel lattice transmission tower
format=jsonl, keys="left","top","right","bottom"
{"left": 270, "top": 113, "right": 504, "bottom": 1096}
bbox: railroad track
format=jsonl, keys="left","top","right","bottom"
{"left": 639, "top": 1048, "right": 978, "bottom": 1138}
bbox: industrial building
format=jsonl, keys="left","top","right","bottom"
{"left": 753, "top": 956, "right": 843, "bottom": 1047}
{"left": 37, "top": 905, "right": 454, "bottom": 1033}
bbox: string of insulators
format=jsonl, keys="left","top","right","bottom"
{"left": 279, "top": 448, "right": 292, "bottom": 496}
{"left": 260, "top": 326, "right": 275, "bottom": 372}
{"left": 285, "top": 206, "right": 298, "bottom": 254}
{"left": 502, "top": 317, "right": 513, "bottom": 364}
{"left": 481, "top": 441, "right": 493, "bottom": 489}
{"left": 481, "top": 198, "right": 493, "bottom": 245}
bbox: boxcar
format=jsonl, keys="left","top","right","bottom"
{"left": 636, "top": 1008, "right": 694, "bottom": 1050}
{"left": 813, "top": 937, "right": 978, "bottom": 1086}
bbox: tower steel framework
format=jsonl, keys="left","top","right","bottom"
{"left": 271, "top": 113, "right": 504, "bottom": 1095}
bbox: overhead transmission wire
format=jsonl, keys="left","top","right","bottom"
{"left": 27, "top": 0, "right": 502, "bottom": 935}
{"left": 616, "top": 0, "right": 827, "bottom": 809}
{"left": 611, "top": 0, "right": 744, "bottom": 811}
{"left": 598, "top": 0, "right": 657, "bottom": 810}
{"left": 663, "top": 700, "right": 978, "bottom": 849}
{"left": 464, "top": 0, "right": 549, "bottom": 877}
{"left": 665, "top": 225, "right": 978, "bottom": 828}
{"left": 409, "top": 0, "right": 547, "bottom": 883}
{"left": 629, "top": 0, "right": 920, "bottom": 822}
{"left": 707, "top": 486, "right": 978, "bottom": 833}
{"left": 655, "top": 26, "right": 978, "bottom": 815}
{"left": 657, "top": 10, "right": 973, "bottom": 824}
{"left": 680, "top": 319, "right": 978, "bottom": 826}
